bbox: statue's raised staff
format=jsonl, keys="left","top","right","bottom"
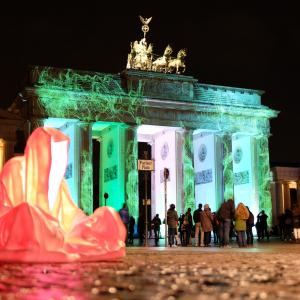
{"left": 127, "top": 38, "right": 153, "bottom": 70}
{"left": 126, "top": 16, "right": 187, "bottom": 74}
{"left": 126, "top": 16, "right": 153, "bottom": 70}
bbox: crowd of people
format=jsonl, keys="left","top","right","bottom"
{"left": 277, "top": 207, "right": 300, "bottom": 242}
{"left": 118, "top": 200, "right": 300, "bottom": 247}
{"left": 166, "top": 200, "right": 256, "bottom": 248}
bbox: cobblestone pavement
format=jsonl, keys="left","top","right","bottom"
{"left": 1, "top": 240, "right": 300, "bottom": 300}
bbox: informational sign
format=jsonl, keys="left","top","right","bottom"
{"left": 160, "top": 169, "right": 170, "bottom": 183}
{"left": 138, "top": 159, "right": 154, "bottom": 171}
{"left": 142, "top": 199, "right": 151, "bottom": 205}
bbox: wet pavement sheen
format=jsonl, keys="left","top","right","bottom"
{"left": 1, "top": 240, "right": 300, "bottom": 299}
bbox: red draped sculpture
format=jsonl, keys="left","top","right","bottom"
{"left": 0, "top": 127, "right": 126, "bottom": 262}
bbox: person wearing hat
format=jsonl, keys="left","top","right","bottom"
{"left": 167, "top": 204, "right": 178, "bottom": 247}
{"left": 235, "top": 202, "right": 250, "bottom": 247}
{"left": 200, "top": 204, "right": 214, "bottom": 247}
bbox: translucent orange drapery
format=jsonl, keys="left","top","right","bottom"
{"left": 0, "top": 128, "right": 126, "bottom": 262}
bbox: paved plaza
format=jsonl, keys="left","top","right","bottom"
{"left": 0, "top": 240, "right": 300, "bottom": 299}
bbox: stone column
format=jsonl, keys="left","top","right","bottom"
{"left": 256, "top": 135, "right": 272, "bottom": 225}
{"left": 182, "top": 128, "right": 195, "bottom": 212}
{"left": 124, "top": 125, "right": 139, "bottom": 220}
{"left": 297, "top": 181, "right": 300, "bottom": 208}
{"left": 270, "top": 181, "right": 277, "bottom": 225}
{"left": 4, "top": 140, "right": 15, "bottom": 162}
{"left": 283, "top": 181, "right": 291, "bottom": 211}
{"left": 222, "top": 134, "right": 233, "bottom": 201}
{"left": 175, "top": 130, "right": 184, "bottom": 215}
{"left": 78, "top": 122, "right": 93, "bottom": 215}
{"left": 275, "top": 181, "right": 285, "bottom": 215}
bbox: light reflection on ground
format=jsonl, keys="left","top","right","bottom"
{"left": 1, "top": 240, "right": 300, "bottom": 299}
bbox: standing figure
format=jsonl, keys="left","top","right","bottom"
{"left": 138, "top": 214, "right": 145, "bottom": 245}
{"left": 212, "top": 212, "right": 220, "bottom": 245}
{"left": 246, "top": 206, "right": 254, "bottom": 245}
{"left": 183, "top": 208, "right": 193, "bottom": 246}
{"left": 257, "top": 210, "right": 269, "bottom": 240}
{"left": 292, "top": 207, "right": 300, "bottom": 241}
{"left": 217, "top": 199, "right": 235, "bottom": 247}
{"left": 278, "top": 213, "right": 285, "bottom": 240}
{"left": 179, "top": 213, "right": 185, "bottom": 245}
{"left": 119, "top": 203, "right": 130, "bottom": 245}
{"left": 128, "top": 216, "right": 135, "bottom": 245}
{"left": 152, "top": 214, "right": 161, "bottom": 246}
{"left": 283, "top": 208, "right": 293, "bottom": 241}
{"left": 200, "top": 204, "right": 213, "bottom": 246}
{"left": 193, "top": 203, "right": 204, "bottom": 247}
{"left": 235, "top": 203, "right": 249, "bottom": 247}
{"left": 167, "top": 204, "right": 178, "bottom": 247}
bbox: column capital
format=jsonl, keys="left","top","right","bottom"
{"left": 77, "top": 121, "right": 92, "bottom": 128}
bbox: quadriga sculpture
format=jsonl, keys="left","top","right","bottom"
{"left": 152, "top": 45, "right": 173, "bottom": 73}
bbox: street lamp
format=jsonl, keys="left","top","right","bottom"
{"left": 104, "top": 192, "right": 109, "bottom": 206}
{"left": 164, "top": 168, "right": 169, "bottom": 247}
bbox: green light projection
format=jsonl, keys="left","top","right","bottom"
{"left": 35, "top": 67, "right": 145, "bottom": 215}
{"left": 257, "top": 136, "right": 272, "bottom": 226}
{"left": 34, "top": 67, "right": 276, "bottom": 222}
{"left": 183, "top": 130, "right": 195, "bottom": 212}
{"left": 35, "top": 67, "right": 144, "bottom": 123}
{"left": 80, "top": 150, "right": 93, "bottom": 215}
{"left": 125, "top": 129, "right": 139, "bottom": 220}
{"left": 192, "top": 102, "right": 274, "bottom": 218}
{"left": 94, "top": 124, "right": 126, "bottom": 212}
{"left": 222, "top": 135, "right": 234, "bottom": 200}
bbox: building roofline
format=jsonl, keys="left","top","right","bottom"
{"left": 196, "top": 82, "right": 265, "bottom": 96}
{"left": 271, "top": 162, "right": 300, "bottom": 168}
{"left": 29, "top": 65, "right": 265, "bottom": 96}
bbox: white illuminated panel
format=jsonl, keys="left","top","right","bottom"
{"left": 232, "top": 134, "right": 258, "bottom": 219}
{"left": 43, "top": 118, "right": 79, "bottom": 206}
{"left": 193, "top": 131, "right": 217, "bottom": 211}
{"left": 154, "top": 130, "right": 177, "bottom": 220}
{"left": 48, "top": 139, "right": 69, "bottom": 210}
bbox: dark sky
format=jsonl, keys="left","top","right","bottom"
{"left": 1, "top": 3, "right": 299, "bottom": 165}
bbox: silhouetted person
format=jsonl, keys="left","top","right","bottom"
{"left": 167, "top": 204, "right": 178, "bottom": 247}
{"left": 257, "top": 210, "right": 269, "bottom": 240}
{"left": 193, "top": 203, "right": 203, "bottom": 246}
{"left": 119, "top": 203, "right": 130, "bottom": 244}
{"left": 292, "top": 207, "right": 300, "bottom": 241}
{"left": 184, "top": 208, "right": 193, "bottom": 246}
{"left": 152, "top": 214, "right": 161, "bottom": 246}
{"left": 217, "top": 199, "right": 235, "bottom": 247}
{"left": 212, "top": 212, "right": 220, "bottom": 245}
{"left": 178, "top": 213, "right": 185, "bottom": 245}
{"left": 246, "top": 206, "right": 254, "bottom": 245}
{"left": 128, "top": 216, "right": 135, "bottom": 245}
{"left": 278, "top": 213, "right": 285, "bottom": 240}
{"left": 138, "top": 214, "right": 145, "bottom": 245}
{"left": 200, "top": 204, "right": 213, "bottom": 246}
{"left": 283, "top": 208, "right": 293, "bottom": 241}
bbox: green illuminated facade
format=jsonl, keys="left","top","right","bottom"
{"left": 21, "top": 66, "right": 278, "bottom": 225}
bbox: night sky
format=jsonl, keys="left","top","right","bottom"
{"left": 1, "top": 4, "right": 299, "bottom": 165}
